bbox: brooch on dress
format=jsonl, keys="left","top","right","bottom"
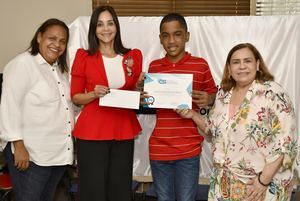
{"left": 124, "top": 56, "right": 133, "bottom": 77}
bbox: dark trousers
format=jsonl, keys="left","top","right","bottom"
{"left": 77, "top": 139, "right": 134, "bottom": 201}
{"left": 4, "top": 142, "right": 66, "bottom": 201}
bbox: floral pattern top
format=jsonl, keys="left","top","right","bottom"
{"left": 206, "top": 80, "right": 297, "bottom": 186}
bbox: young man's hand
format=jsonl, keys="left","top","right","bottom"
{"left": 139, "top": 91, "right": 150, "bottom": 105}
{"left": 192, "top": 90, "right": 215, "bottom": 108}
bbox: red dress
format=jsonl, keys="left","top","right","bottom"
{"left": 71, "top": 49, "right": 142, "bottom": 140}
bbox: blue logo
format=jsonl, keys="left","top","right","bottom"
{"left": 158, "top": 79, "right": 167, "bottom": 84}
{"left": 146, "top": 96, "right": 155, "bottom": 105}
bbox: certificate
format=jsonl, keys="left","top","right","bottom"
{"left": 143, "top": 73, "right": 193, "bottom": 109}
{"left": 99, "top": 89, "right": 140, "bottom": 109}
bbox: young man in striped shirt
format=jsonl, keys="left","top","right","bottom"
{"left": 148, "top": 13, "right": 217, "bottom": 201}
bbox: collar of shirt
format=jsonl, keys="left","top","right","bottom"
{"left": 222, "top": 80, "right": 258, "bottom": 104}
{"left": 35, "top": 53, "right": 58, "bottom": 67}
{"left": 161, "top": 52, "right": 191, "bottom": 66}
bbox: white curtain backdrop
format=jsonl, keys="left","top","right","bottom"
{"left": 68, "top": 15, "right": 300, "bottom": 181}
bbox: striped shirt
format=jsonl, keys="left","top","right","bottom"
{"left": 148, "top": 52, "right": 217, "bottom": 161}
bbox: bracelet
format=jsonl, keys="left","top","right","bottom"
{"left": 258, "top": 172, "right": 271, "bottom": 187}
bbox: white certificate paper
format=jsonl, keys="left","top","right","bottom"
{"left": 143, "top": 73, "right": 193, "bottom": 109}
{"left": 99, "top": 89, "right": 140, "bottom": 109}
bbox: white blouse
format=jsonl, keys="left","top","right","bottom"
{"left": 0, "top": 52, "right": 74, "bottom": 166}
{"left": 102, "top": 55, "right": 125, "bottom": 89}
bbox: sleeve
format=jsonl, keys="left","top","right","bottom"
{"left": 70, "top": 49, "right": 88, "bottom": 97}
{"left": 204, "top": 90, "right": 221, "bottom": 135}
{"left": 205, "top": 107, "right": 214, "bottom": 135}
{"left": 0, "top": 56, "right": 31, "bottom": 142}
{"left": 148, "top": 60, "right": 156, "bottom": 73}
{"left": 201, "top": 59, "right": 218, "bottom": 94}
{"left": 131, "top": 48, "right": 143, "bottom": 81}
{"left": 265, "top": 83, "right": 298, "bottom": 171}
{"left": 125, "top": 49, "right": 143, "bottom": 90}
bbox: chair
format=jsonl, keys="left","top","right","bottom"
{"left": 0, "top": 173, "right": 13, "bottom": 201}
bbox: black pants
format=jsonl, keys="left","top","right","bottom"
{"left": 77, "top": 139, "right": 134, "bottom": 201}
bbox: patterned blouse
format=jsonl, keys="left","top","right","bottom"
{"left": 207, "top": 80, "right": 297, "bottom": 187}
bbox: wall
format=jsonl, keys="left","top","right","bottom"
{"left": 0, "top": 0, "right": 92, "bottom": 72}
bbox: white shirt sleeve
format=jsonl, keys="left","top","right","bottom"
{"left": 0, "top": 54, "right": 31, "bottom": 142}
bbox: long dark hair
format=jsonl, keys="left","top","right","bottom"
{"left": 29, "top": 18, "right": 69, "bottom": 73}
{"left": 87, "top": 6, "right": 130, "bottom": 55}
{"left": 221, "top": 43, "right": 274, "bottom": 91}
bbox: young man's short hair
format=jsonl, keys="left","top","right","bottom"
{"left": 159, "top": 13, "right": 188, "bottom": 32}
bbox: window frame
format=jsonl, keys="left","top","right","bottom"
{"left": 92, "top": 0, "right": 251, "bottom": 16}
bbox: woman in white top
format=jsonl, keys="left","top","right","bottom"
{"left": 0, "top": 18, "right": 74, "bottom": 201}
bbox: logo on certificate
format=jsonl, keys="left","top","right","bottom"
{"left": 145, "top": 96, "right": 155, "bottom": 105}
{"left": 158, "top": 79, "right": 167, "bottom": 84}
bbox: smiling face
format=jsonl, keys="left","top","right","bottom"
{"left": 37, "top": 25, "right": 67, "bottom": 65}
{"left": 159, "top": 20, "right": 189, "bottom": 63}
{"left": 229, "top": 47, "right": 260, "bottom": 88}
{"left": 96, "top": 10, "right": 117, "bottom": 46}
